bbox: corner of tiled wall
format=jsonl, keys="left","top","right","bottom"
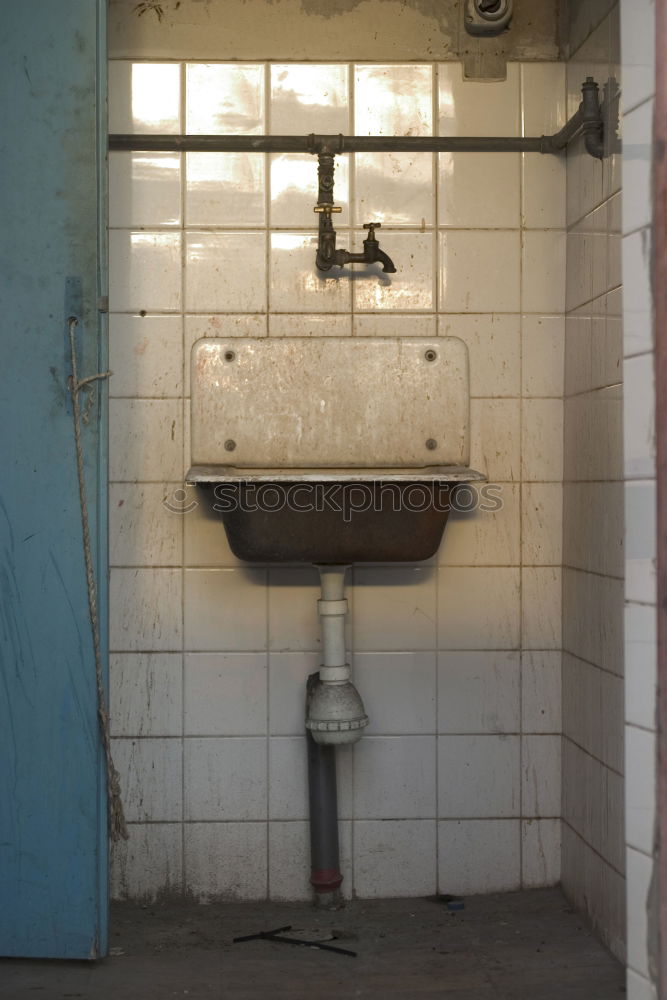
{"left": 107, "top": 56, "right": 567, "bottom": 903}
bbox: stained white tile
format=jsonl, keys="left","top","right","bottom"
{"left": 109, "top": 315, "right": 182, "bottom": 398}
{"left": 438, "top": 153, "right": 520, "bottom": 228}
{"left": 438, "top": 820, "right": 521, "bottom": 894}
{"left": 184, "top": 653, "right": 267, "bottom": 735}
{"left": 354, "top": 736, "right": 436, "bottom": 818}
{"left": 184, "top": 737, "right": 266, "bottom": 820}
{"left": 623, "top": 228, "right": 653, "bottom": 357}
{"left": 624, "top": 352, "right": 656, "bottom": 479}
{"left": 109, "top": 151, "right": 181, "bottom": 228}
{"left": 353, "top": 232, "right": 434, "bottom": 311}
{"left": 110, "top": 653, "right": 182, "bottom": 737}
{"left": 110, "top": 568, "right": 182, "bottom": 652}
{"left": 270, "top": 232, "right": 351, "bottom": 312}
{"left": 522, "top": 315, "right": 565, "bottom": 397}
{"left": 562, "top": 569, "right": 624, "bottom": 676}
{"left": 521, "top": 652, "right": 561, "bottom": 733}
{"left": 268, "top": 820, "right": 352, "bottom": 901}
{"left": 270, "top": 153, "right": 349, "bottom": 228}
{"left": 521, "top": 818, "right": 561, "bottom": 887}
{"left": 267, "top": 568, "right": 321, "bottom": 651}
{"left": 184, "top": 568, "right": 267, "bottom": 651}
{"left": 626, "top": 847, "right": 654, "bottom": 979}
{"left": 438, "top": 63, "right": 519, "bottom": 137}
{"left": 270, "top": 64, "right": 349, "bottom": 133}
{"left": 439, "top": 315, "right": 520, "bottom": 397}
{"left": 521, "top": 63, "right": 567, "bottom": 135}
{"left": 112, "top": 737, "right": 182, "bottom": 821}
{"left": 269, "top": 651, "right": 321, "bottom": 735}
{"left": 522, "top": 483, "right": 563, "bottom": 566}
{"left": 355, "top": 64, "right": 433, "bottom": 136}
{"left": 621, "top": 0, "right": 656, "bottom": 112}
{"left": 354, "top": 820, "right": 436, "bottom": 897}
{"left": 565, "top": 308, "right": 593, "bottom": 396}
{"left": 438, "top": 734, "right": 520, "bottom": 817}
{"left": 185, "top": 232, "right": 267, "bottom": 312}
{"left": 184, "top": 823, "right": 267, "bottom": 901}
{"left": 268, "top": 736, "right": 352, "bottom": 821}
{"left": 183, "top": 493, "right": 244, "bottom": 568}
{"left": 625, "top": 480, "right": 657, "bottom": 605}
{"left": 522, "top": 568, "right": 562, "bottom": 650}
{"left": 186, "top": 63, "right": 264, "bottom": 134}
{"left": 109, "top": 483, "right": 183, "bottom": 567}
{"left": 522, "top": 155, "right": 566, "bottom": 229}
{"left": 109, "top": 231, "right": 182, "bottom": 313}
{"left": 186, "top": 152, "right": 266, "bottom": 227}
{"left": 353, "top": 567, "right": 436, "bottom": 651}
{"left": 522, "top": 735, "right": 561, "bottom": 816}
{"left": 522, "top": 231, "right": 566, "bottom": 314}
{"left": 110, "top": 823, "right": 182, "bottom": 900}
{"left": 354, "top": 652, "right": 436, "bottom": 735}
{"left": 625, "top": 602, "right": 657, "bottom": 731}
{"left": 521, "top": 399, "right": 563, "bottom": 481}
{"left": 109, "top": 399, "right": 183, "bottom": 482}
{"left": 625, "top": 725, "right": 656, "bottom": 855}
{"left": 355, "top": 152, "right": 434, "bottom": 227}
{"left": 469, "top": 399, "right": 520, "bottom": 481}
{"left": 108, "top": 62, "right": 181, "bottom": 134}
{"left": 622, "top": 99, "right": 654, "bottom": 235}
{"left": 437, "top": 483, "right": 520, "bottom": 566}
{"left": 269, "top": 313, "right": 352, "bottom": 337}
{"left": 439, "top": 231, "right": 520, "bottom": 313}
{"left": 437, "top": 567, "right": 520, "bottom": 650}
{"left": 354, "top": 314, "right": 436, "bottom": 338}
{"left": 437, "top": 651, "right": 520, "bottom": 734}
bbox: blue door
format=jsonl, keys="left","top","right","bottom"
{"left": 0, "top": 0, "right": 108, "bottom": 958}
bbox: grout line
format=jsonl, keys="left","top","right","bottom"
{"left": 179, "top": 58, "right": 187, "bottom": 897}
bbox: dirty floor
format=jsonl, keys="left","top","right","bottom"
{"left": 0, "top": 888, "right": 625, "bottom": 999}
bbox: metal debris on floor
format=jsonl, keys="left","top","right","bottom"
{"left": 233, "top": 924, "right": 357, "bottom": 958}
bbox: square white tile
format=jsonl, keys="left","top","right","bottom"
{"left": 184, "top": 822, "right": 267, "bottom": 901}
{"left": 183, "top": 493, "right": 244, "bottom": 568}
{"left": 437, "top": 567, "right": 520, "bottom": 650}
{"left": 521, "top": 63, "right": 567, "bottom": 135}
{"left": 624, "top": 602, "right": 657, "bottom": 731}
{"left": 521, "top": 818, "right": 561, "bottom": 887}
{"left": 354, "top": 652, "right": 436, "bottom": 735}
{"left": 438, "top": 63, "right": 519, "bottom": 137}
{"left": 438, "top": 819, "right": 521, "bottom": 894}
{"left": 354, "top": 314, "right": 435, "bottom": 338}
{"left": 184, "top": 314, "right": 267, "bottom": 391}
{"left": 109, "top": 482, "right": 183, "bottom": 567}
{"left": 624, "top": 352, "right": 656, "bottom": 479}
{"left": 522, "top": 154, "right": 566, "bottom": 229}
{"left": 437, "top": 483, "right": 520, "bottom": 567}
{"left": 355, "top": 152, "right": 434, "bottom": 227}
{"left": 270, "top": 313, "right": 353, "bottom": 337}
{"left": 625, "top": 480, "right": 657, "bottom": 605}
{"left": 438, "top": 231, "right": 520, "bottom": 313}
{"left": 437, "top": 734, "right": 520, "bottom": 817}
{"left": 521, "top": 399, "right": 563, "bottom": 481}
{"left": 268, "top": 736, "right": 352, "bottom": 820}
{"left": 353, "top": 820, "right": 436, "bottom": 897}
{"left": 625, "top": 725, "right": 656, "bottom": 856}
{"left": 269, "top": 651, "right": 321, "bottom": 735}
{"left": 109, "top": 151, "right": 181, "bottom": 228}
{"left": 186, "top": 63, "right": 264, "bottom": 134}
{"left": 112, "top": 737, "right": 182, "bottom": 822}
{"left": 352, "top": 567, "right": 436, "bottom": 651}
{"left": 268, "top": 567, "right": 322, "bottom": 651}
{"left": 109, "top": 315, "right": 182, "bottom": 399}
{"left": 353, "top": 232, "right": 434, "bottom": 311}
{"left": 521, "top": 567, "right": 562, "bottom": 650}
{"left": 353, "top": 736, "right": 436, "bottom": 819}
{"left": 185, "top": 232, "right": 267, "bottom": 312}
{"left": 109, "top": 568, "right": 182, "bottom": 652}
{"left": 110, "top": 653, "right": 183, "bottom": 737}
{"left": 108, "top": 61, "right": 181, "bottom": 134}
{"left": 521, "top": 231, "right": 566, "bottom": 314}
{"left": 109, "top": 231, "right": 182, "bottom": 313}
{"left": 622, "top": 229, "right": 654, "bottom": 358}
{"left": 270, "top": 64, "right": 349, "bottom": 133}
{"left": 185, "top": 152, "right": 266, "bottom": 227}
{"left": 268, "top": 820, "right": 352, "bottom": 901}
{"left": 522, "top": 734, "right": 561, "bottom": 816}
{"left": 110, "top": 823, "right": 182, "bottom": 900}
{"left": 522, "top": 315, "right": 565, "bottom": 397}
{"left": 355, "top": 64, "right": 433, "bottom": 136}
{"left": 521, "top": 652, "right": 561, "bottom": 733}
{"left": 522, "top": 483, "right": 563, "bottom": 566}
{"left": 438, "top": 651, "right": 520, "bottom": 734}
{"left": 469, "top": 399, "right": 521, "bottom": 481}
{"left": 184, "top": 568, "right": 267, "bottom": 651}
{"left": 438, "top": 153, "right": 520, "bottom": 228}
{"left": 270, "top": 153, "right": 349, "bottom": 228}
{"left": 184, "top": 737, "right": 267, "bottom": 820}
{"left": 270, "top": 232, "right": 352, "bottom": 312}
{"left": 439, "top": 314, "right": 520, "bottom": 397}
{"left": 109, "top": 399, "right": 183, "bottom": 482}
{"left": 184, "top": 653, "right": 267, "bottom": 735}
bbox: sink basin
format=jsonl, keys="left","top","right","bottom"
{"left": 188, "top": 466, "right": 485, "bottom": 563}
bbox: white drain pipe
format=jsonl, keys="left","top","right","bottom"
{"left": 305, "top": 565, "right": 368, "bottom": 745}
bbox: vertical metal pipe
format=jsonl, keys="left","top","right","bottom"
{"left": 306, "top": 674, "right": 342, "bottom": 904}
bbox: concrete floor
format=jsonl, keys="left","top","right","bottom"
{"left": 0, "top": 888, "right": 625, "bottom": 999}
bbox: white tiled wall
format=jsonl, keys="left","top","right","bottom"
{"left": 562, "top": 3, "right": 626, "bottom": 959}
{"left": 619, "top": 0, "right": 658, "bottom": 995}
{"left": 108, "top": 60, "right": 566, "bottom": 901}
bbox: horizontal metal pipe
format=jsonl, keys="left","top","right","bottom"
{"left": 108, "top": 132, "right": 549, "bottom": 154}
